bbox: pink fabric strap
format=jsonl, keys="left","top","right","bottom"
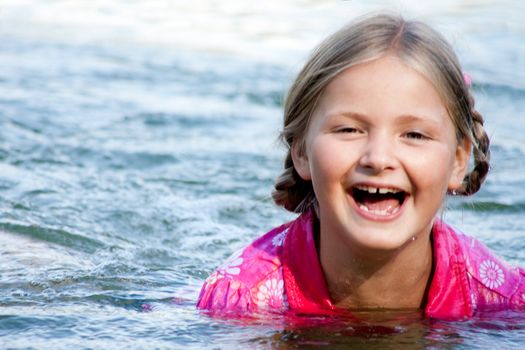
{"left": 282, "top": 211, "right": 335, "bottom": 314}
{"left": 425, "top": 221, "right": 472, "bottom": 319}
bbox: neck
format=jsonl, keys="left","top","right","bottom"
{"left": 319, "top": 226, "right": 434, "bottom": 310}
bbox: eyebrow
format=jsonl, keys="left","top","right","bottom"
{"left": 327, "top": 111, "right": 366, "bottom": 120}
{"left": 395, "top": 114, "right": 442, "bottom": 126}
{"left": 327, "top": 111, "right": 443, "bottom": 126}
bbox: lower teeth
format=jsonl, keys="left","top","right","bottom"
{"left": 359, "top": 204, "right": 399, "bottom": 216}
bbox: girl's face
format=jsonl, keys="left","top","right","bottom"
{"left": 293, "top": 55, "right": 470, "bottom": 253}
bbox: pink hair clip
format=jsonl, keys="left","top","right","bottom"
{"left": 463, "top": 73, "right": 472, "bottom": 87}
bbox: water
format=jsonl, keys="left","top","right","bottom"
{"left": 0, "top": 0, "right": 524, "bottom": 348}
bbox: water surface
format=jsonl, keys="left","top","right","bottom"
{"left": 0, "top": 0, "right": 524, "bottom": 348}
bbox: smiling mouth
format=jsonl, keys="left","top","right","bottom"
{"left": 350, "top": 185, "right": 407, "bottom": 216}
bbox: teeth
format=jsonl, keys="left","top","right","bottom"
{"left": 359, "top": 204, "right": 400, "bottom": 216}
{"left": 359, "top": 204, "right": 369, "bottom": 212}
{"left": 355, "top": 185, "right": 401, "bottom": 194}
{"left": 355, "top": 185, "right": 378, "bottom": 193}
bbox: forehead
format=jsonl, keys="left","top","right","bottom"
{"left": 314, "top": 55, "right": 449, "bottom": 125}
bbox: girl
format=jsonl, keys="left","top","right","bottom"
{"left": 197, "top": 14, "right": 525, "bottom": 319}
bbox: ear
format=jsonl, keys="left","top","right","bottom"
{"left": 448, "top": 137, "right": 472, "bottom": 190}
{"left": 291, "top": 141, "right": 312, "bottom": 181}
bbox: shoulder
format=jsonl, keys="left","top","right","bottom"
{"left": 436, "top": 221, "right": 525, "bottom": 309}
{"left": 196, "top": 222, "right": 293, "bottom": 313}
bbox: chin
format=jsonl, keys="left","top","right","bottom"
{"left": 347, "top": 227, "right": 416, "bottom": 253}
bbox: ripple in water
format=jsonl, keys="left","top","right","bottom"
{"left": 0, "top": 0, "right": 524, "bottom": 349}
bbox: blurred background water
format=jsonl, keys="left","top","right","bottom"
{"left": 0, "top": 0, "right": 524, "bottom": 349}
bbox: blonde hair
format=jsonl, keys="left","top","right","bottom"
{"left": 272, "top": 13, "right": 490, "bottom": 213}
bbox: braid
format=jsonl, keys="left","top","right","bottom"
{"left": 272, "top": 152, "right": 316, "bottom": 213}
{"left": 272, "top": 153, "right": 296, "bottom": 211}
{"left": 457, "top": 93, "right": 491, "bottom": 196}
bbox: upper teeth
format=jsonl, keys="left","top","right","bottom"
{"left": 355, "top": 185, "right": 401, "bottom": 194}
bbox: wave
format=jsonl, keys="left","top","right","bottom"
{"left": 0, "top": 222, "right": 105, "bottom": 253}
{"left": 456, "top": 201, "right": 525, "bottom": 213}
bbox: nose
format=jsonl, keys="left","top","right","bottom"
{"left": 358, "top": 133, "right": 397, "bottom": 173}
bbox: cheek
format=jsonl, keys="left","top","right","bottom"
{"left": 309, "top": 139, "right": 354, "bottom": 182}
{"left": 406, "top": 145, "right": 456, "bottom": 192}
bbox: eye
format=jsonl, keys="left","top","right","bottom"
{"left": 404, "top": 131, "right": 429, "bottom": 140}
{"left": 336, "top": 127, "right": 360, "bottom": 134}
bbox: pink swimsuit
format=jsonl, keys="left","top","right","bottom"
{"left": 197, "top": 211, "right": 525, "bottom": 319}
